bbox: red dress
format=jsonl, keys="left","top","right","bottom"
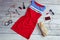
{"left": 11, "top": 1, "right": 45, "bottom": 39}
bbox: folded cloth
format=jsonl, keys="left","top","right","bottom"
{"left": 11, "top": 0, "right": 46, "bottom": 39}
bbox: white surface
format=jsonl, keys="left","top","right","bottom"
{"left": 0, "top": 0, "right": 60, "bottom": 40}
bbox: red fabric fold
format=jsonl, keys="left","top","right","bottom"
{"left": 11, "top": 8, "right": 41, "bottom": 39}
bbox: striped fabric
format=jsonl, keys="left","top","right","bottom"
{"left": 30, "top": 1, "right": 46, "bottom": 13}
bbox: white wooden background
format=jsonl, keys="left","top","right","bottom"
{"left": 0, "top": 0, "right": 60, "bottom": 40}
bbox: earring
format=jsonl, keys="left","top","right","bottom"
{"left": 8, "top": 20, "right": 13, "bottom": 24}
{"left": 4, "top": 21, "right": 9, "bottom": 26}
{"left": 4, "top": 20, "right": 13, "bottom": 26}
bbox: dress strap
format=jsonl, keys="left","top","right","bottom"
{"left": 30, "top": 0, "right": 46, "bottom": 12}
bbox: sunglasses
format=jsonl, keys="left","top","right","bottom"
{"left": 49, "top": 9, "right": 54, "bottom": 15}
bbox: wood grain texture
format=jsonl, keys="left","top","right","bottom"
{"left": 0, "top": 0, "right": 60, "bottom": 40}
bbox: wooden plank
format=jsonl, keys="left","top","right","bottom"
{"left": 0, "top": 24, "right": 60, "bottom": 36}
{"left": 0, "top": 34, "right": 60, "bottom": 40}
{"left": 0, "top": 0, "right": 60, "bottom": 5}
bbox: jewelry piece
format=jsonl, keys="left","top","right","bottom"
{"left": 15, "top": 9, "right": 20, "bottom": 15}
{"left": 4, "top": 20, "right": 13, "bottom": 26}
{"left": 4, "top": 4, "right": 21, "bottom": 26}
{"left": 4, "top": 21, "right": 9, "bottom": 26}
{"left": 8, "top": 20, "right": 13, "bottom": 24}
